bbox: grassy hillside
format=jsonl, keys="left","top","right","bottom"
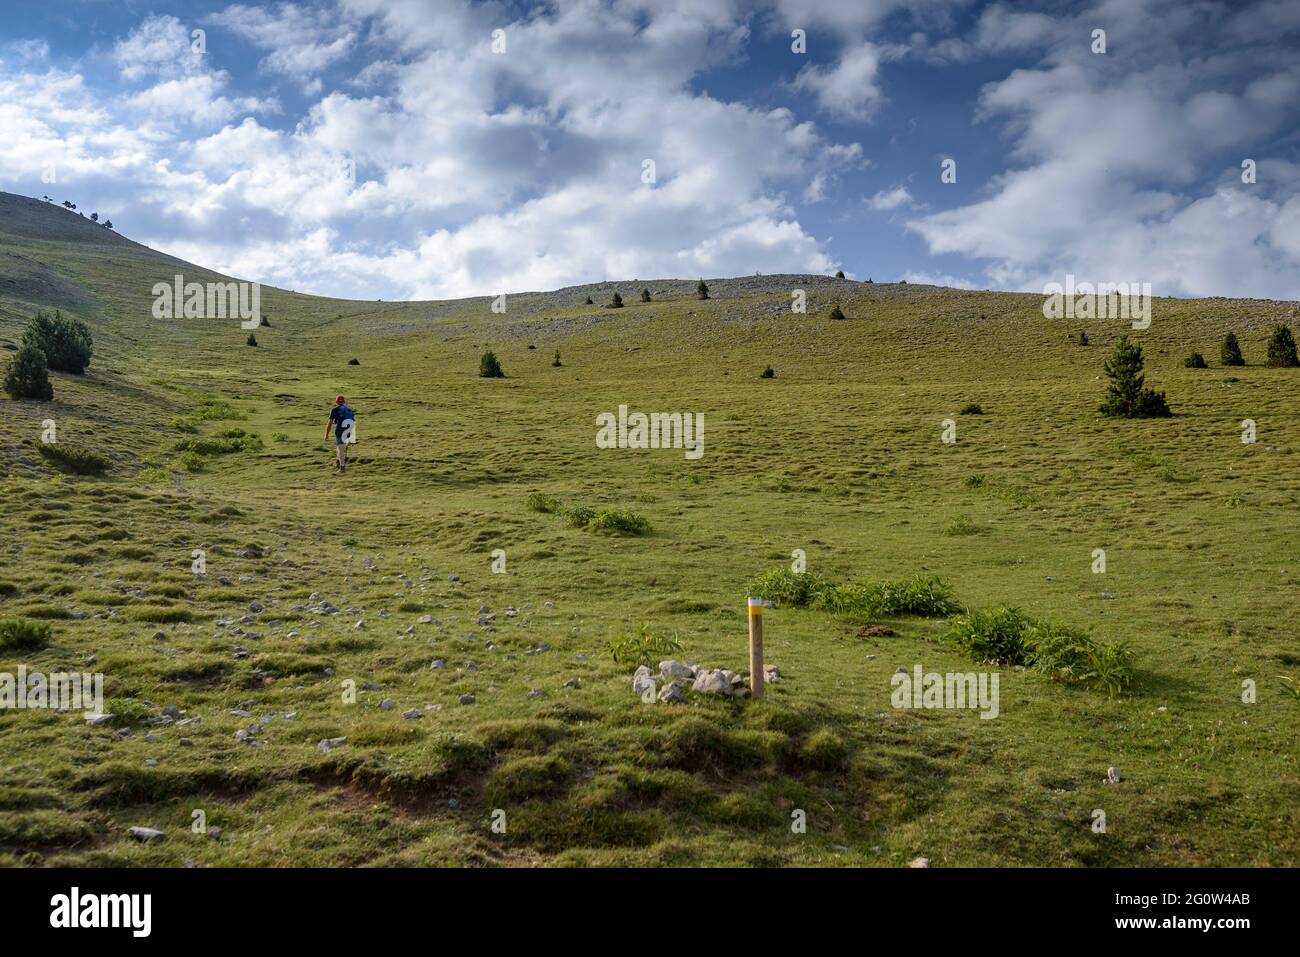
{"left": 1, "top": 190, "right": 1296, "bottom": 867}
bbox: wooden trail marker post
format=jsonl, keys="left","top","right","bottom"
{"left": 747, "top": 597, "right": 769, "bottom": 700}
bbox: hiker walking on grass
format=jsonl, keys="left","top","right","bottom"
{"left": 324, "top": 395, "right": 355, "bottom": 473}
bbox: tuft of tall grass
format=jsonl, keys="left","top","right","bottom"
{"left": 525, "top": 492, "right": 561, "bottom": 513}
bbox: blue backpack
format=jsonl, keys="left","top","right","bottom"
{"left": 333, "top": 405, "right": 355, "bottom": 437}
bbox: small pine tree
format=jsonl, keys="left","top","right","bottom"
{"left": 1265, "top": 324, "right": 1299, "bottom": 367}
{"left": 552, "top": 350, "right": 562, "bottom": 367}
{"left": 1077, "top": 330, "right": 1089, "bottom": 346}
{"left": 609, "top": 292, "right": 623, "bottom": 308}
{"left": 479, "top": 350, "right": 505, "bottom": 378}
{"left": 246, "top": 332, "right": 258, "bottom": 346}
{"left": 584, "top": 296, "right": 593, "bottom": 305}
{"left": 640, "top": 288, "right": 651, "bottom": 303}
{"left": 1220, "top": 332, "right": 1244, "bottom": 366}
{"left": 21, "top": 310, "right": 93, "bottom": 374}
{"left": 260, "top": 315, "right": 270, "bottom": 327}
{"left": 1184, "top": 352, "right": 1207, "bottom": 369}
{"left": 1100, "top": 337, "right": 1171, "bottom": 418}
{"left": 828, "top": 304, "right": 846, "bottom": 321}
{"left": 4, "top": 344, "right": 53, "bottom": 400}
{"left": 760, "top": 365, "right": 775, "bottom": 379}
{"left": 696, "top": 279, "right": 709, "bottom": 300}
{"left": 835, "top": 270, "right": 845, "bottom": 279}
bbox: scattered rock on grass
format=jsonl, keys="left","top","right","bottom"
{"left": 658, "top": 681, "right": 686, "bottom": 703}
{"left": 659, "top": 660, "right": 696, "bottom": 681}
{"left": 692, "top": 669, "right": 732, "bottom": 695}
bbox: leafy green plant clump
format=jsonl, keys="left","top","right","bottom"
{"left": 817, "top": 574, "right": 962, "bottom": 621}
{"left": 747, "top": 567, "right": 833, "bottom": 608}
{"left": 942, "top": 607, "right": 1135, "bottom": 695}
{"left": 608, "top": 625, "right": 683, "bottom": 667}
{"left": 525, "top": 492, "right": 561, "bottom": 513}
{"left": 105, "top": 698, "right": 153, "bottom": 728}
{"left": 587, "top": 509, "right": 651, "bottom": 535}
{"left": 748, "top": 568, "right": 961, "bottom": 621}
{"left": 943, "top": 514, "right": 981, "bottom": 536}
{"left": 479, "top": 351, "right": 505, "bottom": 378}
{"left": 562, "top": 504, "right": 595, "bottom": 528}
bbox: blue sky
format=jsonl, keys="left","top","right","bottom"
{"left": 1, "top": 0, "right": 1298, "bottom": 300}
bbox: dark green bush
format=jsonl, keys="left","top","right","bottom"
{"left": 3, "top": 344, "right": 52, "bottom": 400}
{"left": 1266, "top": 324, "right": 1299, "bottom": 367}
{"left": 1184, "top": 352, "right": 1207, "bottom": 368}
{"left": 36, "top": 442, "right": 111, "bottom": 475}
{"left": 479, "top": 350, "right": 504, "bottom": 378}
{"left": 21, "top": 311, "right": 92, "bottom": 374}
{"left": 1221, "top": 333, "right": 1244, "bottom": 366}
{"left": 828, "top": 304, "right": 846, "bottom": 321}
{"left": 0, "top": 619, "right": 51, "bottom": 651}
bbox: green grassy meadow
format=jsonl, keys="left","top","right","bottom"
{"left": 1, "top": 191, "right": 1297, "bottom": 867}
